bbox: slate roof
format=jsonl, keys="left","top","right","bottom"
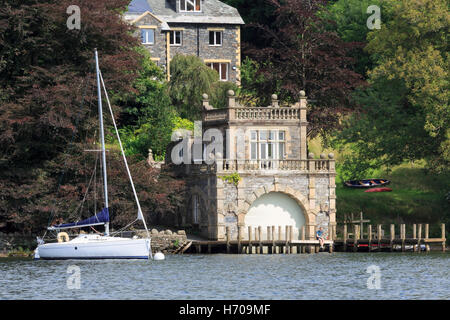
{"left": 128, "top": 0, "right": 153, "bottom": 13}
{"left": 125, "top": 0, "right": 244, "bottom": 25}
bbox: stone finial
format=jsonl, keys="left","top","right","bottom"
{"left": 299, "top": 90, "right": 307, "bottom": 109}
{"left": 320, "top": 153, "right": 326, "bottom": 159}
{"left": 227, "top": 90, "right": 236, "bottom": 107}
{"left": 148, "top": 148, "right": 154, "bottom": 159}
{"left": 328, "top": 153, "right": 335, "bottom": 159}
{"left": 203, "top": 93, "right": 212, "bottom": 110}
{"left": 271, "top": 94, "right": 279, "bottom": 107}
{"left": 308, "top": 152, "right": 315, "bottom": 159}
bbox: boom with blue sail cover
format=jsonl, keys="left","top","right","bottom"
{"left": 47, "top": 208, "right": 109, "bottom": 230}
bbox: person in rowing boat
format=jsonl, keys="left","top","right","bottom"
{"left": 316, "top": 227, "right": 325, "bottom": 249}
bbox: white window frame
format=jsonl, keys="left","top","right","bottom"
{"left": 209, "top": 31, "right": 222, "bottom": 46}
{"left": 140, "top": 28, "right": 155, "bottom": 45}
{"left": 170, "top": 30, "right": 182, "bottom": 46}
{"left": 250, "top": 130, "right": 286, "bottom": 160}
{"left": 179, "top": 0, "right": 202, "bottom": 12}
{"left": 207, "top": 62, "right": 228, "bottom": 81}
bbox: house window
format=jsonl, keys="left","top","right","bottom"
{"left": 207, "top": 62, "right": 228, "bottom": 81}
{"left": 170, "top": 30, "right": 182, "bottom": 46}
{"left": 141, "top": 29, "right": 154, "bottom": 44}
{"left": 180, "top": 0, "right": 201, "bottom": 12}
{"left": 193, "top": 195, "right": 199, "bottom": 224}
{"left": 209, "top": 31, "right": 222, "bottom": 46}
{"left": 250, "top": 130, "right": 286, "bottom": 160}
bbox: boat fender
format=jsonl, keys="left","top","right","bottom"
{"left": 57, "top": 232, "right": 69, "bottom": 243}
{"left": 154, "top": 252, "right": 165, "bottom": 261}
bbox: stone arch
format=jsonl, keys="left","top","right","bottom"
{"left": 239, "top": 183, "right": 316, "bottom": 226}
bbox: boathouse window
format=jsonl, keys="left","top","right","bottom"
{"left": 140, "top": 29, "right": 155, "bottom": 44}
{"left": 193, "top": 195, "right": 199, "bottom": 224}
{"left": 250, "top": 130, "right": 286, "bottom": 160}
{"left": 209, "top": 31, "right": 222, "bottom": 46}
{"left": 180, "top": 0, "right": 201, "bottom": 12}
{"left": 170, "top": 30, "right": 182, "bottom": 46}
{"left": 207, "top": 62, "right": 228, "bottom": 81}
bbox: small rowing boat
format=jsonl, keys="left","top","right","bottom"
{"left": 344, "top": 179, "right": 390, "bottom": 188}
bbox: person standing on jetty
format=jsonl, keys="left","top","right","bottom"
{"left": 316, "top": 227, "right": 325, "bottom": 249}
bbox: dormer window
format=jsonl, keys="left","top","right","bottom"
{"left": 180, "top": 0, "right": 201, "bottom": 12}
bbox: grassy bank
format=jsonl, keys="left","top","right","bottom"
{"left": 309, "top": 137, "right": 450, "bottom": 239}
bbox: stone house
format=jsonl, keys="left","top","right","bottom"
{"left": 165, "top": 91, "right": 337, "bottom": 241}
{"left": 124, "top": 0, "right": 245, "bottom": 84}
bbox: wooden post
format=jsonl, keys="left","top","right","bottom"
{"left": 353, "top": 224, "right": 358, "bottom": 252}
{"left": 258, "top": 226, "right": 262, "bottom": 254}
{"left": 237, "top": 226, "right": 242, "bottom": 254}
{"left": 289, "top": 226, "right": 293, "bottom": 253}
{"left": 390, "top": 224, "right": 395, "bottom": 252}
{"left": 196, "top": 244, "right": 201, "bottom": 254}
{"left": 343, "top": 224, "right": 348, "bottom": 252}
{"left": 271, "top": 226, "right": 275, "bottom": 254}
{"left": 377, "top": 224, "right": 382, "bottom": 251}
{"left": 248, "top": 226, "right": 252, "bottom": 254}
{"left": 425, "top": 224, "right": 430, "bottom": 252}
{"left": 285, "top": 225, "right": 290, "bottom": 254}
{"left": 226, "top": 226, "right": 231, "bottom": 254}
{"left": 278, "top": 225, "right": 282, "bottom": 253}
{"left": 401, "top": 224, "right": 406, "bottom": 252}
{"left": 412, "top": 224, "right": 417, "bottom": 252}
{"left": 442, "top": 223, "right": 446, "bottom": 252}
{"left": 417, "top": 224, "right": 422, "bottom": 253}
{"left": 368, "top": 225, "right": 372, "bottom": 251}
{"left": 254, "top": 227, "right": 258, "bottom": 254}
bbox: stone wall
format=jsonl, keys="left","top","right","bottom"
{"left": 0, "top": 232, "right": 36, "bottom": 254}
{"left": 138, "top": 229, "right": 187, "bottom": 254}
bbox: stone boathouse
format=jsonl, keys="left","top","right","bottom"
{"left": 166, "top": 91, "right": 337, "bottom": 241}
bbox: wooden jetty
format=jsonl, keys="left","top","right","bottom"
{"left": 181, "top": 223, "right": 446, "bottom": 254}
{"left": 334, "top": 223, "right": 447, "bottom": 253}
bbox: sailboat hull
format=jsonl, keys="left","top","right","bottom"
{"left": 35, "top": 235, "right": 151, "bottom": 260}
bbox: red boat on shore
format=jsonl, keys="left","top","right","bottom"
{"left": 365, "top": 187, "right": 392, "bottom": 193}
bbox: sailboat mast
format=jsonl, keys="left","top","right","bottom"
{"left": 95, "top": 48, "right": 109, "bottom": 236}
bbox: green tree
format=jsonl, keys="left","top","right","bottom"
{"left": 169, "top": 54, "right": 237, "bottom": 120}
{"left": 336, "top": 0, "right": 449, "bottom": 173}
{"left": 116, "top": 48, "right": 176, "bottom": 159}
{"left": 325, "top": 0, "right": 391, "bottom": 77}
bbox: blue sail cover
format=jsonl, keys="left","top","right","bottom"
{"left": 48, "top": 208, "right": 110, "bottom": 230}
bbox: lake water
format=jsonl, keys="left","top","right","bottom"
{"left": 0, "top": 252, "right": 448, "bottom": 300}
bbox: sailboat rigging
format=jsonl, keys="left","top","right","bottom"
{"left": 34, "top": 49, "right": 152, "bottom": 260}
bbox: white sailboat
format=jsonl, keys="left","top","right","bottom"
{"left": 34, "top": 49, "right": 152, "bottom": 260}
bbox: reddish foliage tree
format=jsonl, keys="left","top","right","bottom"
{"left": 0, "top": 1, "right": 185, "bottom": 234}
{"left": 245, "top": 0, "right": 364, "bottom": 137}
